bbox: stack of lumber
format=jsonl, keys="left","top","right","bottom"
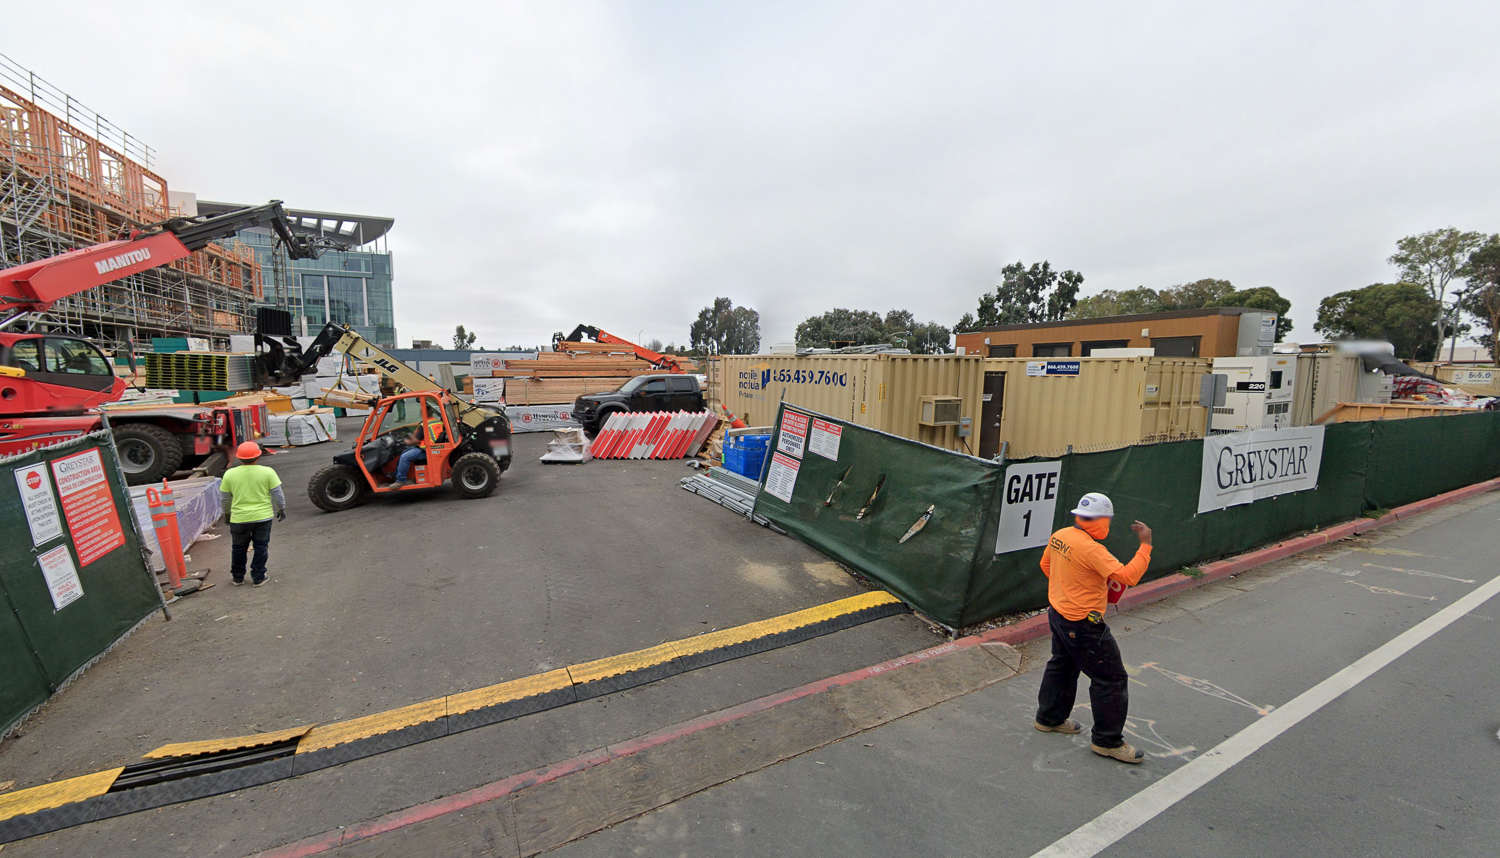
{"left": 471, "top": 346, "right": 697, "bottom": 405}
{"left": 550, "top": 340, "right": 696, "bottom": 371}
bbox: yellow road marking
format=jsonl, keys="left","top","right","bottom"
{"left": 143, "top": 725, "right": 315, "bottom": 760}
{"left": 447, "top": 668, "right": 574, "bottom": 716}
{"left": 0, "top": 768, "right": 123, "bottom": 822}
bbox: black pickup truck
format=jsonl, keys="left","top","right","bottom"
{"left": 573, "top": 373, "right": 705, "bottom": 434}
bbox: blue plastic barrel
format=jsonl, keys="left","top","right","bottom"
{"left": 724, "top": 434, "right": 772, "bottom": 480}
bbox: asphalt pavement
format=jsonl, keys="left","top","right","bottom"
{"left": 538, "top": 492, "right": 1500, "bottom": 858}
{"left": 0, "top": 421, "right": 938, "bottom": 857}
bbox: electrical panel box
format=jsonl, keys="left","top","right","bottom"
{"left": 1210, "top": 355, "right": 1297, "bottom": 432}
{"left": 1235, "top": 312, "right": 1278, "bottom": 356}
{"left": 918, "top": 395, "right": 963, "bottom": 426}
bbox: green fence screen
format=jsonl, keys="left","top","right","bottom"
{"left": 755, "top": 405, "right": 1500, "bottom": 628}
{"left": 1, "top": 431, "right": 163, "bottom": 734}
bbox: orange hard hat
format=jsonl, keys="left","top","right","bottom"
{"left": 236, "top": 441, "right": 262, "bottom": 460}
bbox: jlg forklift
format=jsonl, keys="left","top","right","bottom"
{"left": 284, "top": 322, "right": 514, "bottom": 512}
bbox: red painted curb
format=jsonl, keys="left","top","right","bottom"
{"left": 1112, "top": 476, "right": 1500, "bottom": 615}
{"left": 255, "top": 639, "right": 973, "bottom": 858}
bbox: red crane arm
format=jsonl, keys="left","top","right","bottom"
{"left": 593, "top": 330, "right": 685, "bottom": 372}
{"left": 0, "top": 231, "right": 192, "bottom": 315}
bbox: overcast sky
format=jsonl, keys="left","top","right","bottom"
{"left": 9, "top": 1, "right": 1500, "bottom": 348}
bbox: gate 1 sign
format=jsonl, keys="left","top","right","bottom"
{"left": 994, "top": 461, "right": 1063, "bottom": 554}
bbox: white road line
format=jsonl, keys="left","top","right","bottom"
{"left": 1031, "top": 569, "right": 1500, "bottom": 858}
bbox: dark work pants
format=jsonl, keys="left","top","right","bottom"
{"left": 230, "top": 519, "right": 273, "bottom": 583}
{"left": 1035, "top": 606, "right": 1129, "bottom": 748}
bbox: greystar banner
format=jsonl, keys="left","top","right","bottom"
{"left": 1198, "top": 426, "right": 1325, "bottom": 513}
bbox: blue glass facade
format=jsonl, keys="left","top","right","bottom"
{"left": 223, "top": 222, "right": 397, "bottom": 347}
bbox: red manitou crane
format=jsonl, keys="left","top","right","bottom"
{"left": 0, "top": 202, "right": 323, "bottom": 483}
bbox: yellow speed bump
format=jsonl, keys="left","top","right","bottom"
{"left": 143, "top": 725, "right": 315, "bottom": 760}
{"left": 296, "top": 698, "right": 447, "bottom": 755}
{"left": 447, "top": 668, "right": 574, "bottom": 717}
{"left": 0, "top": 768, "right": 123, "bottom": 823}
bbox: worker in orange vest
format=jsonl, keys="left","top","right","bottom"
{"left": 1033, "top": 492, "right": 1153, "bottom": 763}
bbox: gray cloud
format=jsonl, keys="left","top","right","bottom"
{"left": 10, "top": 1, "right": 1499, "bottom": 347}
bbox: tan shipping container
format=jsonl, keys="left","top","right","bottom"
{"left": 1407, "top": 363, "right": 1500, "bottom": 397}
{"left": 982, "top": 357, "right": 1210, "bottom": 459}
{"left": 705, "top": 354, "right": 986, "bottom": 453}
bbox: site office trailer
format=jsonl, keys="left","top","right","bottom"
{"left": 979, "top": 357, "right": 1211, "bottom": 459}
{"left": 705, "top": 354, "right": 986, "bottom": 453}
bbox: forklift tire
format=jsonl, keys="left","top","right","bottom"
{"left": 451, "top": 452, "right": 501, "bottom": 499}
{"left": 308, "top": 464, "right": 367, "bottom": 512}
{"left": 112, "top": 424, "right": 184, "bottom": 486}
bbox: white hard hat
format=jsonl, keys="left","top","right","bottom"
{"left": 1070, "top": 492, "right": 1115, "bottom": 518}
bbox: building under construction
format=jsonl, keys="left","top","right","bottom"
{"left": 0, "top": 54, "right": 262, "bottom": 353}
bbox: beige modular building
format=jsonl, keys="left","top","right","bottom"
{"left": 980, "top": 357, "right": 1211, "bottom": 459}
{"left": 1292, "top": 352, "right": 1392, "bottom": 425}
{"left": 706, "top": 354, "right": 986, "bottom": 453}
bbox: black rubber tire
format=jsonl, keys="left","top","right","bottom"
{"left": 584, "top": 408, "right": 620, "bottom": 439}
{"left": 112, "top": 423, "right": 184, "bottom": 486}
{"left": 308, "top": 463, "right": 367, "bottom": 512}
{"left": 451, "top": 452, "right": 501, "bottom": 499}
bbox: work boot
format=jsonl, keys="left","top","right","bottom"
{"left": 1035, "top": 719, "right": 1082, "bottom": 734}
{"left": 390, "top": 479, "right": 409, "bottom": 488}
{"left": 1091, "top": 742, "right": 1145, "bottom": 764}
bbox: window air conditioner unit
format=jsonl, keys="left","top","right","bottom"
{"left": 918, "top": 395, "right": 963, "bottom": 426}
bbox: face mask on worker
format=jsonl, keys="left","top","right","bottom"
{"left": 1075, "top": 516, "right": 1110, "bottom": 540}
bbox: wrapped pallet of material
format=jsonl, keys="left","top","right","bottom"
{"left": 473, "top": 378, "right": 505, "bottom": 402}
{"left": 263, "top": 413, "right": 337, "bottom": 446}
{"left": 128, "top": 477, "right": 222, "bottom": 571}
{"left": 470, "top": 354, "right": 506, "bottom": 378}
{"left": 539, "top": 428, "right": 592, "bottom": 464}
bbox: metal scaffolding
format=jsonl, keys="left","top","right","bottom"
{"left": 0, "top": 52, "right": 263, "bottom": 353}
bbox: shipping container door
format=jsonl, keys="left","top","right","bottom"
{"left": 978, "top": 371, "right": 1005, "bottom": 458}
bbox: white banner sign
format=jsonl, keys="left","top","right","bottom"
{"left": 994, "top": 461, "right": 1063, "bottom": 554}
{"left": 1198, "top": 426, "right": 1325, "bottom": 514}
{"left": 15, "top": 464, "right": 64, "bottom": 547}
{"left": 506, "top": 405, "right": 581, "bottom": 433}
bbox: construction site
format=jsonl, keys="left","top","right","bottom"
{"left": 0, "top": 54, "right": 267, "bottom": 354}
{"left": 2, "top": 34, "right": 1500, "bottom": 858}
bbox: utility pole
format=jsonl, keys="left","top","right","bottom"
{"left": 1448, "top": 288, "right": 1469, "bottom": 363}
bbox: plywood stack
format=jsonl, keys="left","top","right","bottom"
{"left": 471, "top": 346, "right": 694, "bottom": 405}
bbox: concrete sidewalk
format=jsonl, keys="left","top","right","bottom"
{"left": 546, "top": 492, "right": 1500, "bottom": 858}
{"left": 271, "top": 489, "right": 1500, "bottom": 857}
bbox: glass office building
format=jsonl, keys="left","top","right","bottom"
{"left": 199, "top": 202, "right": 398, "bottom": 347}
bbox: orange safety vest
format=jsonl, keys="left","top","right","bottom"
{"left": 1040, "top": 524, "right": 1152, "bottom": 621}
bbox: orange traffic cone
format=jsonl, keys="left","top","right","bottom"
{"left": 719, "top": 404, "right": 748, "bottom": 429}
{"left": 146, "top": 486, "right": 185, "bottom": 590}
